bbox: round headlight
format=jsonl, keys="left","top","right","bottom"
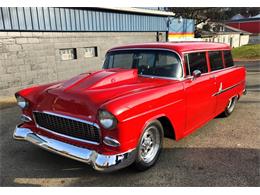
{"left": 16, "top": 95, "right": 29, "bottom": 109}
{"left": 98, "top": 110, "right": 117, "bottom": 130}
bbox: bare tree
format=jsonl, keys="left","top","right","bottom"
{"left": 166, "top": 7, "right": 260, "bottom": 25}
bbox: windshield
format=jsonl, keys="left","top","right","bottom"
{"left": 103, "top": 49, "right": 183, "bottom": 78}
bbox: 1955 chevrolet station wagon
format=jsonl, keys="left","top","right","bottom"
{"left": 13, "top": 42, "right": 246, "bottom": 172}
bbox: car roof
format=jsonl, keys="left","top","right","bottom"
{"left": 109, "top": 41, "right": 231, "bottom": 53}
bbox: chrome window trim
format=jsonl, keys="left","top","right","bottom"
{"left": 183, "top": 65, "right": 238, "bottom": 81}
{"left": 184, "top": 52, "right": 209, "bottom": 76}
{"left": 183, "top": 49, "right": 236, "bottom": 78}
{"left": 189, "top": 65, "right": 237, "bottom": 78}
{"left": 105, "top": 48, "right": 184, "bottom": 80}
{"left": 182, "top": 48, "right": 231, "bottom": 54}
{"left": 33, "top": 111, "right": 101, "bottom": 145}
{"left": 140, "top": 74, "right": 181, "bottom": 81}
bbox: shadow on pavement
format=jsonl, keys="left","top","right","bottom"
{"left": 1, "top": 147, "right": 259, "bottom": 187}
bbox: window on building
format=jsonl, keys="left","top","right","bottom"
{"left": 185, "top": 52, "right": 208, "bottom": 75}
{"left": 84, "top": 47, "right": 98, "bottom": 58}
{"left": 60, "top": 48, "right": 77, "bottom": 60}
{"left": 223, "top": 50, "right": 234, "bottom": 67}
{"left": 209, "top": 51, "right": 224, "bottom": 71}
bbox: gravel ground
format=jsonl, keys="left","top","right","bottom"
{"left": 0, "top": 61, "right": 259, "bottom": 186}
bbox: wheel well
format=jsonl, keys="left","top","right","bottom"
{"left": 237, "top": 93, "right": 241, "bottom": 100}
{"left": 157, "top": 116, "right": 176, "bottom": 140}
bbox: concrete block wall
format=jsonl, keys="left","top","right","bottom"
{"left": 0, "top": 31, "right": 160, "bottom": 97}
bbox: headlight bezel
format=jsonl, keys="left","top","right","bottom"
{"left": 98, "top": 109, "right": 117, "bottom": 130}
{"left": 16, "top": 95, "right": 29, "bottom": 109}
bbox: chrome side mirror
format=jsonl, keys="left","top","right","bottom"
{"left": 192, "top": 70, "right": 201, "bottom": 80}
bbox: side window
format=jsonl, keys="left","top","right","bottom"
{"left": 186, "top": 52, "right": 208, "bottom": 75}
{"left": 224, "top": 50, "right": 234, "bottom": 67}
{"left": 154, "top": 51, "right": 182, "bottom": 78}
{"left": 209, "top": 51, "right": 224, "bottom": 71}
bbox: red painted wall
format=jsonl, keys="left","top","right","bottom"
{"left": 226, "top": 21, "right": 260, "bottom": 34}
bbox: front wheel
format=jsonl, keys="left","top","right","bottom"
{"left": 221, "top": 96, "right": 238, "bottom": 117}
{"left": 134, "top": 120, "right": 163, "bottom": 171}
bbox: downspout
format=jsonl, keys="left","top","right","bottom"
{"left": 166, "top": 17, "right": 171, "bottom": 42}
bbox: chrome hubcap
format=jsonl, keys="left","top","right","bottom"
{"left": 227, "top": 96, "right": 237, "bottom": 113}
{"left": 139, "top": 126, "right": 160, "bottom": 163}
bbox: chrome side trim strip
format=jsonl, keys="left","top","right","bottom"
{"left": 13, "top": 125, "right": 136, "bottom": 172}
{"left": 212, "top": 82, "right": 241, "bottom": 97}
{"left": 33, "top": 111, "right": 101, "bottom": 145}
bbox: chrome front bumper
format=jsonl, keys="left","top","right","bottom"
{"left": 13, "top": 125, "right": 136, "bottom": 172}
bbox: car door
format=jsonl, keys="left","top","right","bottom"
{"left": 209, "top": 50, "right": 242, "bottom": 115}
{"left": 183, "top": 52, "right": 217, "bottom": 134}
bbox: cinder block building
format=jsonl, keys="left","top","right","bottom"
{"left": 0, "top": 7, "right": 193, "bottom": 96}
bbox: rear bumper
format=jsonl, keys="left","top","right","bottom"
{"left": 13, "top": 125, "right": 136, "bottom": 172}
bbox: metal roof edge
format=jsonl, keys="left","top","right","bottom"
{"left": 100, "top": 7, "right": 175, "bottom": 16}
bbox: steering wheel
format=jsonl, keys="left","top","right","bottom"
{"left": 138, "top": 65, "right": 150, "bottom": 75}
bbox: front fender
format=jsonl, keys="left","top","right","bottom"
{"left": 102, "top": 82, "right": 186, "bottom": 150}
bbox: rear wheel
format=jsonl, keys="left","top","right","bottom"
{"left": 222, "top": 96, "right": 238, "bottom": 117}
{"left": 134, "top": 120, "right": 163, "bottom": 171}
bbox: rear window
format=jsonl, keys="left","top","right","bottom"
{"left": 209, "top": 51, "right": 224, "bottom": 71}
{"left": 223, "top": 50, "right": 234, "bottom": 67}
{"left": 185, "top": 52, "right": 208, "bottom": 76}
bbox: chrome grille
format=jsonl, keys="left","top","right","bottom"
{"left": 33, "top": 111, "right": 100, "bottom": 144}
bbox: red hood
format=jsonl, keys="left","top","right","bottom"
{"left": 33, "top": 69, "right": 174, "bottom": 119}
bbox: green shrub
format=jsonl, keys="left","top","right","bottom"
{"left": 232, "top": 44, "right": 260, "bottom": 59}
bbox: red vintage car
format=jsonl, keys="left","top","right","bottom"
{"left": 13, "top": 42, "right": 246, "bottom": 172}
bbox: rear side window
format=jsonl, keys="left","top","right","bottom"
{"left": 209, "top": 51, "right": 224, "bottom": 71}
{"left": 185, "top": 52, "right": 208, "bottom": 76}
{"left": 223, "top": 50, "right": 234, "bottom": 67}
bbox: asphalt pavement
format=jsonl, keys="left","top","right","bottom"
{"left": 0, "top": 61, "right": 259, "bottom": 186}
